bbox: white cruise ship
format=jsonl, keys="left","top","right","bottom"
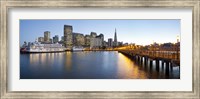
{"left": 20, "top": 41, "right": 66, "bottom": 53}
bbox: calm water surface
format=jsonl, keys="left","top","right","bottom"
{"left": 20, "top": 51, "right": 180, "bottom": 79}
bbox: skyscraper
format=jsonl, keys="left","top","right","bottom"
{"left": 72, "top": 32, "right": 85, "bottom": 46}
{"left": 108, "top": 38, "right": 113, "bottom": 47}
{"left": 64, "top": 25, "right": 73, "bottom": 48}
{"left": 96, "top": 34, "right": 104, "bottom": 47}
{"left": 44, "top": 31, "right": 50, "bottom": 42}
{"left": 113, "top": 28, "right": 118, "bottom": 47}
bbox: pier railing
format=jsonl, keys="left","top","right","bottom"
{"left": 118, "top": 49, "right": 180, "bottom": 66}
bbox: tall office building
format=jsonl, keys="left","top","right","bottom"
{"left": 108, "top": 38, "right": 113, "bottom": 47}
{"left": 64, "top": 25, "right": 73, "bottom": 48}
{"left": 44, "top": 31, "right": 50, "bottom": 42}
{"left": 96, "top": 34, "right": 104, "bottom": 47}
{"left": 113, "top": 28, "right": 118, "bottom": 47}
{"left": 73, "top": 32, "right": 85, "bottom": 46}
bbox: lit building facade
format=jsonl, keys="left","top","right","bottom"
{"left": 64, "top": 25, "right": 73, "bottom": 48}
{"left": 30, "top": 26, "right": 123, "bottom": 50}
{"left": 90, "top": 37, "right": 102, "bottom": 49}
{"left": 89, "top": 32, "right": 103, "bottom": 49}
{"left": 97, "top": 34, "right": 104, "bottom": 46}
{"left": 44, "top": 31, "right": 50, "bottom": 42}
{"left": 72, "top": 33, "right": 85, "bottom": 46}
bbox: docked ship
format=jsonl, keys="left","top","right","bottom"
{"left": 72, "top": 46, "right": 84, "bottom": 51}
{"left": 20, "top": 41, "right": 66, "bottom": 53}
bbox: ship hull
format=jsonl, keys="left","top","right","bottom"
{"left": 20, "top": 48, "right": 67, "bottom": 53}
{"left": 20, "top": 50, "right": 66, "bottom": 53}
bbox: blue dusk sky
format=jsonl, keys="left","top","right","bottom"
{"left": 20, "top": 19, "right": 180, "bottom": 46}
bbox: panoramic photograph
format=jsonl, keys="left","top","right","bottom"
{"left": 20, "top": 20, "right": 180, "bottom": 79}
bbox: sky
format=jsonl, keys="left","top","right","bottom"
{"left": 20, "top": 19, "right": 180, "bottom": 46}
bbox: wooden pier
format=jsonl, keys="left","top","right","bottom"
{"left": 118, "top": 49, "right": 180, "bottom": 73}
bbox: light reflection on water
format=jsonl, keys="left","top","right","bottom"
{"left": 117, "top": 53, "right": 147, "bottom": 79}
{"left": 20, "top": 51, "right": 180, "bottom": 79}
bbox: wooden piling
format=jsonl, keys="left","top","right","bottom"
{"left": 156, "top": 59, "right": 159, "bottom": 72}
{"left": 166, "top": 61, "right": 170, "bottom": 75}
{"left": 149, "top": 60, "right": 153, "bottom": 69}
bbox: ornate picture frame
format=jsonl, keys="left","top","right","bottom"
{"left": 0, "top": 0, "right": 199, "bottom": 98}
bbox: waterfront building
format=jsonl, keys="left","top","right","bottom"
{"left": 90, "top": 37, "right": 102, "bottom": 49}
{"left": 90, "top": 32, "right": 97, "bottom": 38}
{"left": 108, "top": 38, "right": 113, "bottom": 47}
{"left": 113, "top": 28, "right": 118, "bottom": 47}
{"left": 103, "top": 41, "right": 108, "bottom": 47}
{"left": 53, "top": 35, "right": 59, "bottom": 43}
{"left": 44, "top": 31, "right": 50, "bottom": 42}
{"left": 64, "top": 25, "right": 73, "bottom": 48}
{"left": 90, "top": 32, "right": 101, "bottom": 49}
{"left": 38, "top": 37, "right": 44, "bottom": 43}
{"left": 90, "top": 33, "right": 103, "bottom": 49}
{"left": 97, "top": 34, "right": 104, "bottom": 46}
{"left": 72, "top": 32, "right": 85, "bottom": 46}
{"left": 84, "top": 35, "right": 91, "bottom": 47}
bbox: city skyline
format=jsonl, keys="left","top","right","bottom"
{"left": 20, "top": 19, "right": 180, "bottom": 46}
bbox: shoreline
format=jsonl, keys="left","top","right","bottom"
{"left": 20, "top": 50, "right": 118, "bottom": 54}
